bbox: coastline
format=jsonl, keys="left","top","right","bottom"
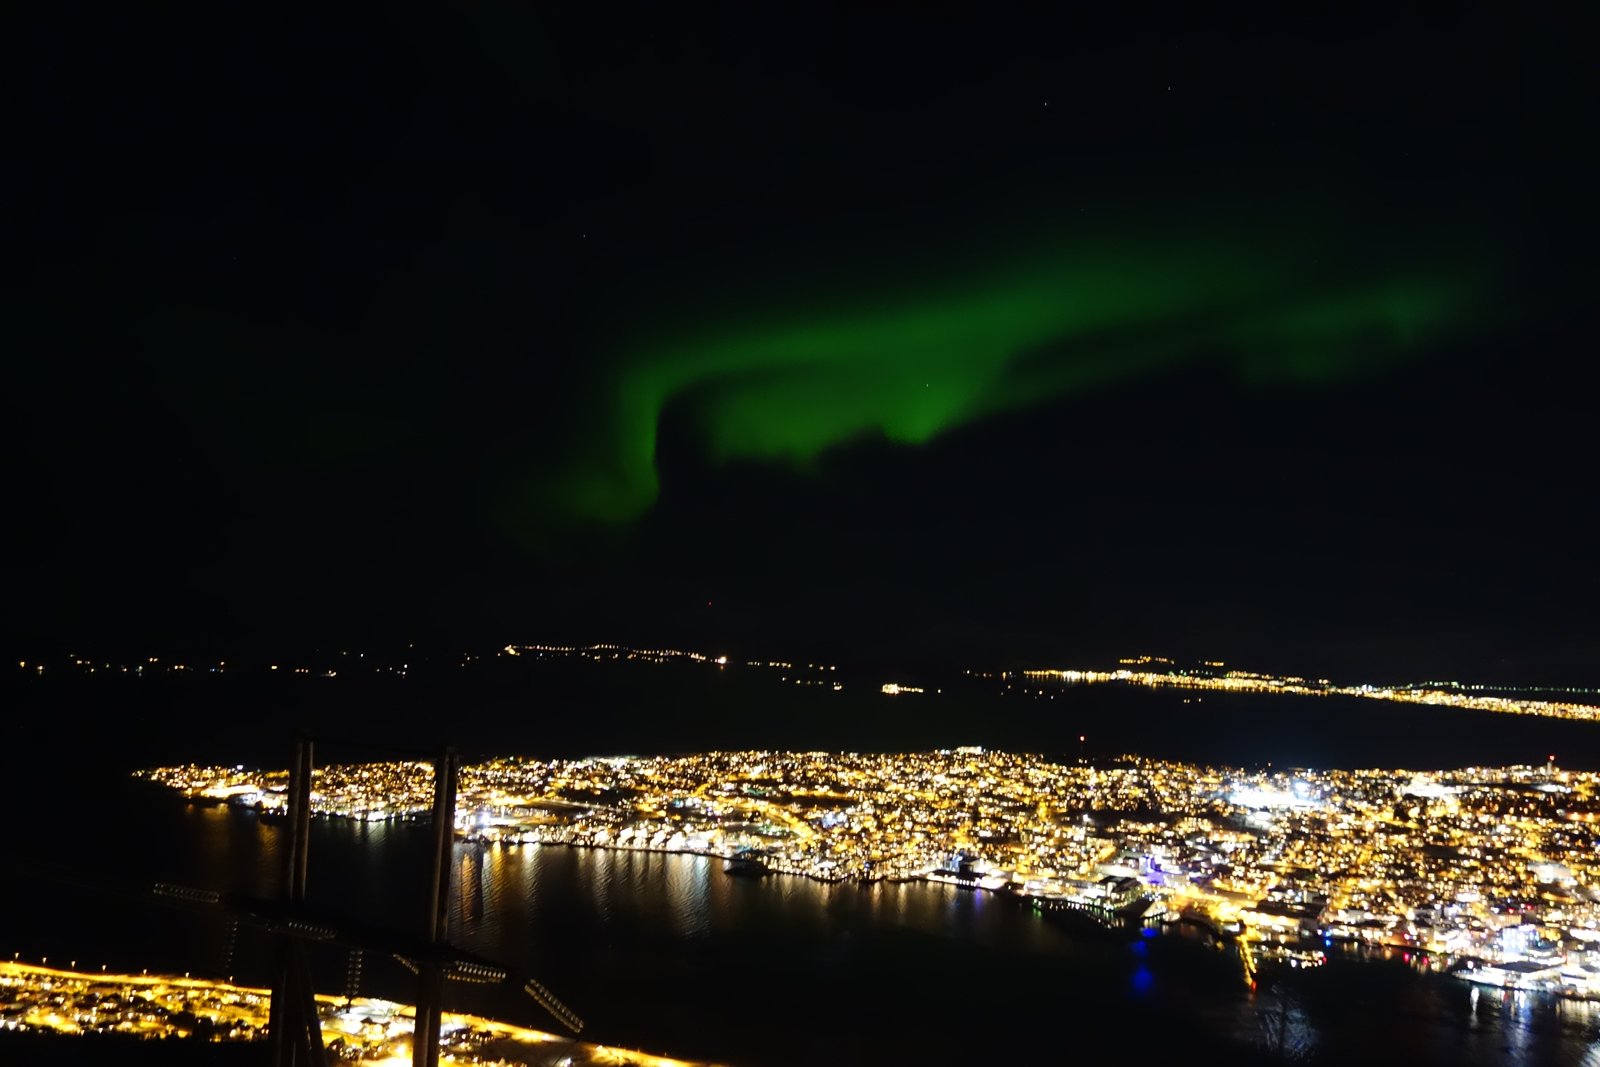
{"left": 0, "top": 960, "right": 725, "bottom": 1066}
{"left": 472, "top": 836, "right": 1600, "bottom": 1002}
{"left": 144, "top": 752, "right": 1600, "bottom": 1008}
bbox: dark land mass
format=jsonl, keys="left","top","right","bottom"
{"left": 8, "top": 652, "right": 1598, "bottom": 777}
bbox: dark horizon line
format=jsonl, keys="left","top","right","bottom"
{"left": 12, "top": 637, "right": 1600, "bottom": 695}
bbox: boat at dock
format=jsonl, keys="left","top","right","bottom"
{"left": 724, "top": 850, "right": 771, "bottom": 877}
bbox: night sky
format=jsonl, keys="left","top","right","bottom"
{"left": 8, "top": 9, "right": 1595, "bottom": 679}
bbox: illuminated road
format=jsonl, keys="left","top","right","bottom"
{"left": 0, "top": 961, "right": 724, "bottom": 1066}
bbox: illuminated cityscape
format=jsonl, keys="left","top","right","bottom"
{"left": 0, "top": 961, "right": 713, "bottom": 1065}
{"left": 12, "top": 6, "right": 1594, "bottom": 1063}
{"left": 1012, "top": 656, "right": 1600, "bottom": 724}
{"left": 142, "top": 747, "right": 1600, "bottom": 997}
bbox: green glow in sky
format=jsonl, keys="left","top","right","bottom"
{"left": 540, "top": 232, "right": 1482, "bottom": 525}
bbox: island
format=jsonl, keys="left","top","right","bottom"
{"left": 141, "top": 747, "right": 1600, "bottom": 996}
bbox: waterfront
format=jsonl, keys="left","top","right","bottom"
{"left": 8, "top": 674, "right": 1600, "bottom": 1063}
{"left": 0, "top": 960, "right": 712, "bottom": 1065}
{"left": 3, "top": 780, "right": 1600, "bottom": 1064}
{"left": 140, "top": 746, "right": 1600, "bottom": 998}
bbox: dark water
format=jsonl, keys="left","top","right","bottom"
{"left": 4, "top": 783, "right": 1598, "bottom": 1065}
{"left": 5, "top": 673, "right": 1600, "bottom": 1064}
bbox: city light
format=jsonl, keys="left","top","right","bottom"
{"left": 0, "top": 961, "right": 703, "bottom": 1065}
{"left": 140, "top": 747, "right": 1600, "bottom": 994}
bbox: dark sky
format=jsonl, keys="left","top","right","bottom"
{"left": 7, "top": 8, "right": 1595, "bottom": 680}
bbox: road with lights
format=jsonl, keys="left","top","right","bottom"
{"left": 143, "top": 747, "right": 1600, "bottom": 995}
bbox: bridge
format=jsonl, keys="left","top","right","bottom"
{"left": 11, "top": 736, "right": 585, "bottom": 1067}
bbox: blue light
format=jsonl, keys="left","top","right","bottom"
{"left": 1141, "top": 927, "right": 1158, "bottom": 939}
{"left": 1131, "top": 965, "right": 1154, "bottom": 993}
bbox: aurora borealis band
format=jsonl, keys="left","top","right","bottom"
{"left": 545, "top": 224, "right": 1486, "bottom": 524}
{"left": 12, "top": 5, "right": 1591, "bottom": 669}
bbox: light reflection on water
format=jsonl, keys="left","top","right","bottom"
{"left": 434, "top": 837, "right": 1600, "bottom": 1066}
{"left": 6, "top": 790, "right": 1600, "bottom": 1065}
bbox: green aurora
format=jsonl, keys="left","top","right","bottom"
{"left": 540, "top": 225, "right": 1489, "bottom": 526}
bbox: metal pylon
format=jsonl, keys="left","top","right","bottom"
{"left": 414, "top": 747, "right": 459, "bottom": 1067}
{"left": 269, "top": 737, "right": 327, "bottom": 1067}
